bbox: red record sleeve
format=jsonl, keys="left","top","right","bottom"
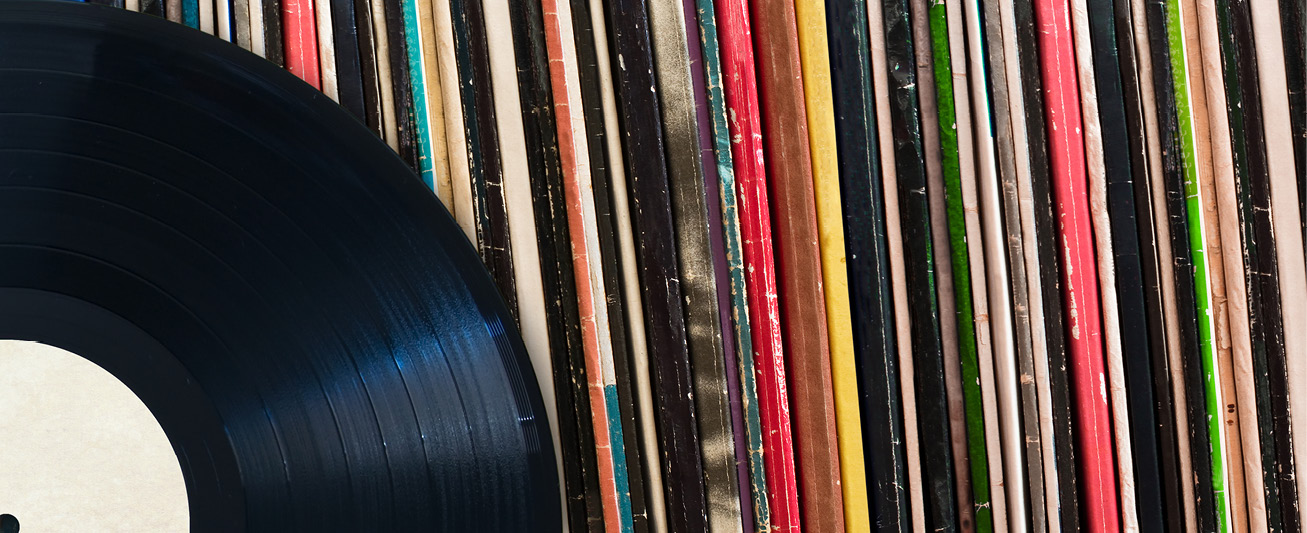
{"left": 714, "top": 0, "right": 804, "bottom": 527}
{"left": 1032, "top": 0, "right": 1121, "bottom": 529}
{"left": 281, "top": 0, "right": 320, "bottom": 88}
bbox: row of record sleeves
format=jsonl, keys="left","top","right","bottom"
{"left": 74, "top": 0, "right": 1307, "bottom": 531}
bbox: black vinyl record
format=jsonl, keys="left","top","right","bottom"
{"left": 0, "top": 3, "right": 558, "bottom": 531}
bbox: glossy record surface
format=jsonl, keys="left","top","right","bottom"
{"left": 0, "top": 3, "right": 558, "bottom": 530}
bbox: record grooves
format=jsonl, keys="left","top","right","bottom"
{"left": 0, "top": 4, "right": 559, "bottom": 531}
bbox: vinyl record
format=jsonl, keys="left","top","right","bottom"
{"left": 751, "top": 0, "right": 836, "bottom": 528}
{"left": 430, "top": 0, "right": 475, "bottom": 243}
{"left": 1160, "top": 0, "right": 1233, "bottom": 528}
{"left": 922, "top": 0, "right": 994, "bottom": 528}
{"left": 1278, "top": 0, "right": 1307, "bottom": 254}
{"left": 0, "top": 3, "right": 559, "bottom": 531}
{"left": 233, "top": 0, "right": 250, "bottom": 48}
{"left": 693, "top": 0, "right": 771, "bottom": 528}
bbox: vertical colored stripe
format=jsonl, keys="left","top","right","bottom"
{"left": 693, "top": 0, "right": 772, "bottom": 528}
{"left": 282, "top": 0, "right": 321, "bottom": 88}
{"left": 399, "top": 0, "right": 438, "bottom": 188}
{"left": 1163, "top": 1, "right": 1230, "bottom": 530}
{"left": 927, "top": 1, "right": 992, "bottom": 530}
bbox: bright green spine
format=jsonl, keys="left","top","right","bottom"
{"left": 1163, "top": 1, "right": 1230, "bottom": 531}
{"left": 927, "top": 2, "right": 992, "bottom": 531}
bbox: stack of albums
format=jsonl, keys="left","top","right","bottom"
{"left": 74, "top": 0, "right": 1307, "bottom": 530}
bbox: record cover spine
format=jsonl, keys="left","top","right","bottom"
{"left": 541, "top": 0, "right": 634, "bottom": 529}
{"left": 281, "top": 0, "right": 320, "bottom": 88}
{"left": 1033, "top": 0, "right": 1120, "bottom": 529}
{"left": 716, "top": 0, "right": 802, "bottom": 528}
{"left": 694, "top": 0, "right": 773, "bottom": 528}
{"left": 751, "top": 0, "right": 838, "bottom": 528}
{"left": 792, "top": 0, "right": 855, "bottom": 530}
{"left": 924, "top": 2, "right": 991, "bottom": 529}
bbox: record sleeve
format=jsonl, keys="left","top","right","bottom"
{"left": 716, "top": 0, "right": 802, "bottom": 527}
{"left": 327, "top": 0, "right": 366, "bottom": 120}
{"left": 645, "top": 0, "right": 744, "bottom": 526}
{"left": 1012, "top": 0, "right": 1081, "bottom": 524}
{"left": 605, "top": 0, "right": 713, "bottom": 528}
{"left": 280, "top": 0, "right": 319, "bottom": 87}
{"left": 694, "top": 0, "right": 772, "bottom": 527}
{"left": 1126, "top": 0, "right": 1193, "bottom": 528}
{"left": 1220, "top": 0, "right": 1301, "bottom": 524}
{"left": 1143, "top": 0, "right": 1219, "bottom": 527}
{"left": 875, "top": 0, "right": 960, "bottom": 528}
{"left": 1098, "top": 0, "right": 1179, "bottom": 527}
{"left": 1066, "top": 0, "right": 1141, "bottom": 526}
{"left": 684, "top": 0, "right": 754, "bottom": 522}
{"left": 824, "top": 0, "right": 909, "bottom": 527}
{"left": 1033, "top": 0, "right": 1121, "bottom": 528}
{"left": 985, "top": 0, "right": 1050, "bottom": 526}
{"left": 954, "top": 0, "right": 1012, "bottom": 526}
{"left": 312, "top": 0, "right": 337, "bottom": 100}
{"left": 506, "top": 0, "right": 604, "bottom": 526}
{"left": 793, "top": 1, "right": 857, "bottom": 530}
{"left": 1161, "top": 0, "right": 1234, "bottom": 526}
{"left": 1248, "top": 0, "right": 1307, "bottom": 522}
{"left": 480, "top": 0, "right": 566, "bottom": 525}
{"left": 568, "top": 0, "right": 653, "bottom": 528}
{"left": 865, "top": 0, "right": 932, "bottom": 526}
{"left": 588, "top": 0, "right": 671, "bottom": 524}
{"left": 751, "top": 0, "right": 839, "bottom": 528}
{"left": 924, "top": 0, "right": 994, "bottom": 528}
{"left": 914, "top": 0, "right": 975, "bottom": 529}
